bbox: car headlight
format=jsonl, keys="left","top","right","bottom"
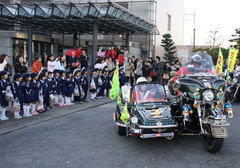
{"left": 233, "top": 77, "right": 238, "bottom": 83}
{"left": 203, "top": 90, "right": 214, "bottom": 102}
{"left": 131, "top": 116, "right": 138, "bottom": 124}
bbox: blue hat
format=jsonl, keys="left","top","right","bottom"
{"left": 31, "top": 72, "right": 38, "bottom": 79}
{"left": 81, "top": 67, "right": 86, "bottom": 73}
{"left": 23, "top": 73, "right": 31, "bottom": 80}
{"left": 53, "top": 69, "right": 59, "bottom": 74}
{"left": 13, "top": 73, "right": 22, "bottom": 80}
{"left": 38, "top": 73, "right": 46, "bottom": 80}
{"left": 66, "top": 71, "right": 72, "bottom": 76}
{"left": 0, "top": 71, "right": 8, "bottom": 77}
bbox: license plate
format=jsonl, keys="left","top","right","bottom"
{"left": 141, "top": 132, "right": 174, "bottom": 138}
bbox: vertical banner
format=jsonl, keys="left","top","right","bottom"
{"left": 227, "top": 48, "right": 238, "bottom": 80}
{"left": 216, "top": 48, "right": 223, "bottom": 74}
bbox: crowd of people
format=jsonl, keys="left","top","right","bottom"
{"left": 0, "top": 46, "right": 181, "bottom": 121}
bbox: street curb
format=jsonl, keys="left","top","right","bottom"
{"left": 0, "top": 99, "right": 115, "bottom": 136}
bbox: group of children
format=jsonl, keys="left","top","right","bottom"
{"left": 0, "top": 65, "right": 127, "bottom": 121}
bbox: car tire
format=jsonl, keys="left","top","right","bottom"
{"left": 117, "top": 126, "right": 126, "bottom": 136}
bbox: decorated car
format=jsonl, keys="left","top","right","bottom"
{"left": 114, "top": 80, "right": 178, "bottom": 140}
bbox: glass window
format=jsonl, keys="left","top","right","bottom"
{"left": 167, "top": 14, "right": 171, "bottom": 31}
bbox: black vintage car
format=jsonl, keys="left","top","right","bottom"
{"left": 114, "top": 84, "right": 178, "bottom": 139}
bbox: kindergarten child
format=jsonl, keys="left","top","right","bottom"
{"left": 98, "top": 69, "right": 108, "bottom": 97}
{"left": 119, "top": 66, "right": 126, "bottom": 87}
{"left": 80, "top": 67, "right": 88, "bottom": 102}
{"left": 37, "top": 73, "right": 46, "bottom": 113}
{"left": 59, "top": 71, "right": 66, "bottom": 106}
{"left": 0, "top": 71, "right": 11, "bottom": 120}
{"left": 89, "top": 69, "right": 98, "bottom": 101}
{"left": 45, "top": 72, "right": 53, "bottom": 111}
{"left": 52, "top": 69, "right": 61, "bottom": 106}
{"left": 65, "top": 71, "right": 74, "bottom": 105}
{"left": 73, "top": 69, "right": 82, "bottom": 104}
{"left": 22, "top": 73, "right": 34, "bottom": 117}
{"left": 31, "top": 72, "right": 39, "bottom": 115}
{"left": 11, "top": 74, "right": 24, "bottom": 119}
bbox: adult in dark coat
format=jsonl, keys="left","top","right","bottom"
{"left": 153, "top": 56, "right": 163, "bottom": 84}
{"left": 80, "top": 51, "right": 88, "bottom": 69}
{"left": 14, "top": 55, "right": 28, "bottom": 74}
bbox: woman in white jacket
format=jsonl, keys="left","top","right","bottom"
{"left": 54, "top": 55, "right": 66, "bottom": 71}
{"left": 0, "top": 54, "right": 9, "bottom": 71}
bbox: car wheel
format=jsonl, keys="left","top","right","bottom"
{"left": 202, "top": 125, "right": 224, "bottom": 154}
{"left": 117, "top": 126, "right": 126, "bottom": 136}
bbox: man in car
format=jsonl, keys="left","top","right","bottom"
{"left": 177, "top": 54, "right": 202, "bottom": 77}
{"left": 133, "top": 77, "right": 152, "bottom": 101}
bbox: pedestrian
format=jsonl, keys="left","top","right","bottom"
{"left": 64, "top": 71, "right": 74, "bottom": 106}
{"left": 69, "top": 51, "right": 78, "bottom": 72}
{"left": 172, "top": 60, "right": 181, "bottom": 72}
{"left": 73, "top": 69, "right": 82, "bottom": 104}
{"left": 135, "top": 58, "right": 143, "bottom": 80}
{"left": 107, "top": 57, "right": 114, "bottom": 70}
{"left": 11, "top": 73, "right": 24, "bottom": 119}
{"left": 98, "top": 69, "right": 108, "bottom": 97}
{"left": 142, "top": 60, "right": 151, "bottom": 80}
{"left": 59, "top": 71, "right": 66, "bottom": 106}
{"left": 0, "top": 54, "right": 11, "bottom": 77}
{"left": 37, "top": 72, "right": 46, "bottom": 113}
{"left": 32, "top": 56, "right": 43, "bottom": 74}
{"left": 0, "top": 54, "right": 9, "bottom": 71}
{"left": 89, "top": 69, "right": 98, "bottom": 101}
{"left": 126, "top": 58, "right": 134, "bottom": 86}
{"left": 0, "top": 71, "right": 10, "bottom": 120}
{"left": 22, "top": 73, "right": 34, "bottom": 117}
{"left": 75, "top": 46, "right": 82, "bottom": 58}
{"left": 80, "top": 67, "right": 88, "bottom": 102}
{"left": 153, "top": 56, "right": 162, "bottom": 84}
{"left": 14, "top": 54, "right": 28, "bottom": 74}
{"left": 119, "top": 66, "right": 126, "bottom": 87}
{"left": 47, "top": 55, "right": 58, "bottom": 73}
{"left": 80, "top": 51, "right": 88, "bottom": 69}
{"left": 117, "top": 51, "right": 125, "bottom": 67}
{"left": 162, "top": 62, "right": 171, "bottom": 86}
{"left": 116, "top": 46, "right": 121, "bottom": 60}
{"left": 45, "top": 72, "right": 53, "bottom": 110}
{"left": 52, "top": 70, "right": 61, "bottom": 106}
{"left": 31, "top": 72, "right": 39, "bottom": 115}
{"left": 54, "top": 54, "right": 66, "bottom": 71}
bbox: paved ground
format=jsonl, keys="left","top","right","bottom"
{"left": 0, "top": 101, "right": 239, "bottom": 168}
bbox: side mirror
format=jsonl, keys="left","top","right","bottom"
{"left": 170, "top": 71, "right": 177, "bottom": 77}
{"left": 218, "top": 72, "right": 225, "bottom": 78}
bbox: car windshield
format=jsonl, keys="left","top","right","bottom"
{"left": 180, "top": 52, "right": 216, "bottom": 77}
{"left": 132, "top": 84, "right": 167, "bottom": 103}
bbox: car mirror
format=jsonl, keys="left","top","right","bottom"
{"left": 170, "top": 71, "right": 177, "bottom": 77}
{"left": 218, "top": 72, "right": 225, "bottom": 78}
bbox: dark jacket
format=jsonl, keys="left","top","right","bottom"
{"left": 80, "top": 55, "right": 88, "bottom": 68}
{"left": 14, "top": 63, "right": 28, "bottom": 74}
{"left": 154, "top": 61, "right": 163, "bottom": 76}
{"left": 142, "top": 64, "right": 151, "bottom": 78}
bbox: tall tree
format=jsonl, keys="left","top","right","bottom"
{"left": 229, "top": 28, "right": 240, "bottom": 50}
{"left": 206, "top": 28, "right": 224, "bottom": 48}
{"left": 161, "top": 33, "right": 177, "bottom": 62}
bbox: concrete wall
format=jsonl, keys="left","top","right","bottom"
{"left": 0, "top": 37, "right": 13, "bottom": 65}
{"left": 155, "top": 0, "right": 184, "bottom": 58}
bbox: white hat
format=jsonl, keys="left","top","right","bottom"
{"left": 136, "top": 77, "right": 148, "bottom": 84}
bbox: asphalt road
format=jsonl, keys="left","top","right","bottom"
{"left": 0, "top": 102, "right": 240, "bottom": 168}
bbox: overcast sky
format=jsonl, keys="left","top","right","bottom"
{"left": 184, "top": 0, "right": 240, "bottom": 48}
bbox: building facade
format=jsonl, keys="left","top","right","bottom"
{"left": 0, "top": 0, "right": 184, "bottom": 65}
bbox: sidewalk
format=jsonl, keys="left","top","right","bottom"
{"left": 0, "top": 97, "right": 115, "bottom": 135}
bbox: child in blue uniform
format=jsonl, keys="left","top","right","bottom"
{"left": 53, "top": 70, "right": 61, "bottom": 106}
{"left": 22, "top": 73, "right": 34, "bottom": 117}
{"left": 59, "top": 71, "right": 66, "bottom": 106}
{"left": 31, "top": 73, "right": 39, "bottom": 115}
{"left": 0, "top": 71, "right": 11, "bottom": 120}
{"left": 73, "top": 69, "right": 82, "bottom": 104}
{"left": 65, "top": 71, "right": 74, "bottom": 106}
{"left": 119, "top": 66, "right": 126, "bottom": 87}
{"left": 98, "top": 69, "right": 108, "bottom": 97}
{"left": 45, "top": 72, "right": 53, "bottom": 111}
{"left": 11, "top": 74, "right": 24, "bottom": 119}
{"left": 37, "top": 73, "right": 46, "bottom": 113}
{"left": 80, "top": 67, "right": 88, "bottom": 102}
{"left": 89, "top": 69, "right": 98, "bottom": 101}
